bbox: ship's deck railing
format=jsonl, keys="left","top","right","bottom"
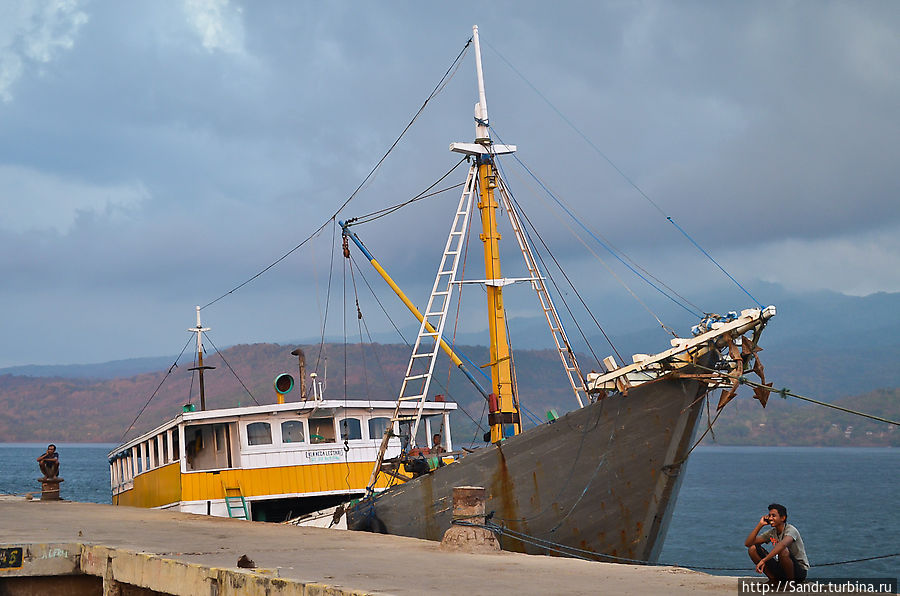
{"left": 586, "top": 306, "right": 775, "bottom": 394}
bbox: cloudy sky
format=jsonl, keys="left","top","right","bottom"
{"left": 1, "top": 1, "right": 898, "bottom": 367}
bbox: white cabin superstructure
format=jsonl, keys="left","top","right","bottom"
{"left": 108, "top": 399, "right": 455, "bottom": 521}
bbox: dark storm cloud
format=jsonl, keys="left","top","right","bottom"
{"left": 0, "top": 1, "right": 898, "bottom": 367}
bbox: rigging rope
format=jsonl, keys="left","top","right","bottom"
{"left": 687, "top": 361, "right": 900, "bottom": 426}
{"left": 342, "top": 242, "right": 348, "bottom": 402}
{"left": 347, "top": 160, "right": 467, "bottom": 226}
{"left": 453, "top": 519, "right": 900, "bottom": 571}
{"left": 199, "top": 37, "right": 472, "bottom": 311}
{"left": 762, "top": 385, "right": 899, "bottom": 426}
{"left": 314, "top": 220, "right": 338, "bottom": 376}
{"left": 484, "top": 41, "right": 763, "bottom": 309}
{"left": 350, "top": 267, "right": 397, "bottom": 398}
{"left": 348, "top": 257, "right": 371, "bottom": 400}
{"left": 497, "top": 170, "right": 620, "bottom": 367}
{"left": 186, "top": 363, "right": 195, "bottom": 407}
{"left": 507, "top": 159, "right": 705, "bottom": 319}
{"left": 204, "top": 333, "right": 260, "bottom": 406}
{"left": 491, "top": 126, "right": 701, "bottom": 327}
{"left": 119, "top": 335, "right": 194, "bottom": 441}
{"left": 346, "top": 251, "right": 489, "bottom": 435}
{"left": 747, "top": 382, "right": 898, "bottom": 425}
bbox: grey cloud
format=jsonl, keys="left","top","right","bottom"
{"left": 1, "top": 1, "right": 898, "bottom": 367}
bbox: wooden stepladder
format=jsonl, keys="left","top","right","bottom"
{"left": 223, "top": 483, "right": 248, "bottom": 519}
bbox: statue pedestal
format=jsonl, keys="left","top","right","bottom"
{"left": 38, "top": 477, "right": 63, "bottom": 501}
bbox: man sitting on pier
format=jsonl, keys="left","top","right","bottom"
{"left": 745, "top": 503, "right": 810, "bottom": 582}
{"left": 37, "top": 444, "right": 60, "bottom": 480}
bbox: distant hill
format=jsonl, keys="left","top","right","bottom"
{"left": 0, "top": 341, "right": 895, "bottom": 446}
{"left": 1, "top": 286, "right": 897, "bottom": 445}
{"left": 701, "top": 388, "right": 900, "bottom": 447}
{"left": 0, "top": 356, "right": 177, "bottom": 380}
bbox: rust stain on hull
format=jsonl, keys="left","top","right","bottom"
{"left": 348, "top": 356, "right": 716, "bottom": 563}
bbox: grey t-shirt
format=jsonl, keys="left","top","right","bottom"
{"left": 759, "top": 523, "right": 810, "bottom": 570}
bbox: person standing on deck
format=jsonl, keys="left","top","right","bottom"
{"left": 745, "top": 503, "right": 810, "bottom": 582}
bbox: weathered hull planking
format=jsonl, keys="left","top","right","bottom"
{"left": 348, "top": 362, "right": 714, "bottom": 563}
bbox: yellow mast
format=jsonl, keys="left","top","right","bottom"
{"left": 477, "top": 155, "right": 521, "bottom": 441}
{"left": 471, "top": 25, "right": 520, "bottom": 442}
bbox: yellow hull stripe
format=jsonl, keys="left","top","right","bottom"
{"left": 115, "top": 461, "right": 394, "bottom": 508}
{"left": 115, "top": 462, "right": 182, "bottom": 509}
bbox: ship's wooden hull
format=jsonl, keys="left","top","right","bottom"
{"left": 348, "top": 363, "right": 714, "bottom": 563}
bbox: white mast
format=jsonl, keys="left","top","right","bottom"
{"left": 188, "top": 305, "right": 212, "bottom": 411}
{"left": 472, "top": 25, "right": 490, "bottom": 144}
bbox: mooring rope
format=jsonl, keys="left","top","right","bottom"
{"left": 691, "top": 362, "right": 900, "bottom": 426}
{"left": 452, "top": 519, "right": 900, "bottom": 571}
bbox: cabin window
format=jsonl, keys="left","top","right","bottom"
{"left": 309, "top": 418, "right": 336, "bottom": 444}
{"left": 281, "top": 420, "right": 305, "bottom": 443}
{"left": 172, "top": 430, "right": 180, "bottom": 460}
{"left": 247, "top": 422, "right": 273, "bottom": 446}
{"left": 368, "top": 417, "right": 390, "bottom": 441}
{"left": 340, "top": 417, "right": 362, "bottom": 441}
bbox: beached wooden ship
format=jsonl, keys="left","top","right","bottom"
{"left": 343, "top": 25, "right": 776, "bottom": 563}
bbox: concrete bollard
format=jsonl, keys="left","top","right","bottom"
{"left": 39, "top": 477, "right": 64, "bottom": 501}
{"left": 440, "top": 486, "right": 500, "bottom": 553}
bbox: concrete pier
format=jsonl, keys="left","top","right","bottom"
{"left": 0, "top": 496, "right": 737, "bottom": 595}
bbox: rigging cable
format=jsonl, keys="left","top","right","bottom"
{"left": 504, "top": 157, "right": 685, "bottom": 336}
{"left": 689, "top": 362, "right": 900, "bottom": 426}
{"left": 348, "top": 158, "right": 467, "bottom": 226}
{"left": 341, "top": 250, "right": 355, "bottom": 492}
{"left": 314, "top": 220, "right": 338, "bottom": 375}
{"left": 519, "top": 204, "right": 619, "bottom": 367}
{"left": 120, "top": 335, "right": 194, "bottom": 441}
{"left": 347, "top": 251, "right": 490, "bottom": 436}
{"left": 352, "top": 271, "right": 400, "bottom": 398}
{"left": 348, "top": 257, "right": 371, "bottom": 400}
{"left": 199, "top": 36, "right": 473, "bottom": 312}
{"left": 484, "top": 40, "right": 762, "bottom": 309}
{"left": 204, "top": 333, "right": 261, "bottom": 406}
{"left": 499, "top": 173, "right": 615, "bottom": 368}
{"left": 493, "top": 157, "right": 623, "bottom": 364}
{"left": 491, "top": 126, "right": 702, "bottom": 326}
{"left": 186, "top": 363, "right": 195, "bottom": 407}
{"left": 342, "top": 239, "right": 348, "bottom": 403}
{"left": 501, "top": 155, "right": 704, "bottom": 319}
{"left": 452, "top": 518, "right": 899, "bottom": 570}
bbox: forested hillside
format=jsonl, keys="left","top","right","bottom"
{"left": 0, "top": 343, "right": 896, "bottom": 446}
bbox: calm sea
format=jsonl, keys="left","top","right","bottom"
{"left": 1, "top": 444, "right": 896, "bottom": 579}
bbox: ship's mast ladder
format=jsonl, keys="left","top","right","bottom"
{"left": 495, "top": 176, "right": 590, "bottom": 407}
{"left": 365, "top": 166, "right": 477, "bottom": 495}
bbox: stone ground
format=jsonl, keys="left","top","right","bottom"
{"left": 0, "top": 497, "right": 741, "bottom": 595}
